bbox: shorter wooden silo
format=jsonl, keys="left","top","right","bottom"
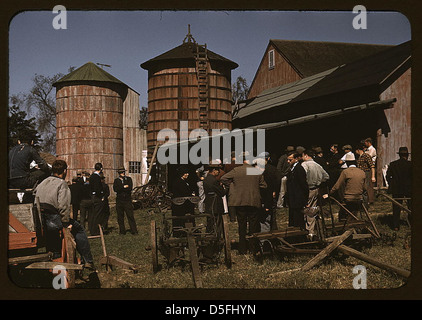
{"left": 54, "top": 62, "right": 129, "bottom": 185}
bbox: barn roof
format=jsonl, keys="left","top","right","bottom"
{"left": 53, "top": 62, "right": 126, "bottom": 86}
{"left": 234, "top": 40, "right": 410, "bottom": 127}
{"left": 140, "top": 41, "right": 238, "bottom": 70}
{"left": 270, "top": 39, "right": 393, "bottom": 78}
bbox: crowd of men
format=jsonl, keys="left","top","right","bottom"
{"left": 8, "top": 136, "right": 411, "bottom": 263}
{"left": 169, "top": 137, "right": 412, "bottom": 255}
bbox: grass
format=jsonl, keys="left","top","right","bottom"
{"left": 80, "top": 197, "right": 411, "bottom": 290}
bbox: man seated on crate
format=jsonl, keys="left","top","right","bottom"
{"left": 34, "top": 159, "right": 95, "bottom": 269}
{"left": 8, "top": 137, "right": 51, "bottom": 192}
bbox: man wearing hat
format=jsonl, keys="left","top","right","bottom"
{"left": 276, "top": 146, "right": 295, "bottom": 208}
{"left": 386, "top": 147, "right": 412, "bottom": 230}
{"left": 113, "top": 167, "right": 138, "bottom": 235}
{"left": 339, "top": 145, "right": 353, "bottom": 169}
{"left": 220, "top": 152, "right": 267, "bottom": 255}
{"left": 329, "top": 153, "right": 366, "bottom": 221}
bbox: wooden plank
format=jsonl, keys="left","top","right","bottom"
{"left": 337, "top": 245, "right": 411, "bottom": 278}
{"left": 8, "top": 253, "right": 52, "bottom": 265}
{"left": 9, "top": 212, "right": 32, "bottom": 233}
{"left": 99, "top": 255, "right": 139, "bottom": 273}
{"left": 25, "top": 262, "right": 83, "bottom": 270}
{"left": 185, "top": 222, "right": 203, "bottom": 288}
{"left": 300, "top": 229, "right": 354, "bottom": 272}
{"left": 8, "top": 232, "right": 37, "bottom": 250}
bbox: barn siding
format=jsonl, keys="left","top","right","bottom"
{"left": 247, "top": 44, "right": 301, "bottom": 99}
{"left": 378, "top": 69, "right": 411, "bottom": 182}
{"left": 123, "top": 88, "right": 147, "bottom": 187}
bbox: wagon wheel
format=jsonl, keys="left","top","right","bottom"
{"left": 63, "top": 228, "right": 77, "bottom": 288}
{"left": 151, "top": 220, "right": 159, "bottom": 273}
{"left": 222, "top": 214, "right": 232, "bottom": 269}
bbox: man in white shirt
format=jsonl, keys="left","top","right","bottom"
{"left": 339, "top": 145, "right": 354, "bottom": 169}
{"left": 364, "top": 138, "right": 377, "bottom": 163}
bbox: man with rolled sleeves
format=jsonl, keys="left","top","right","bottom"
{"left": 113, "top": 167, "right": 138, "bottom": 235}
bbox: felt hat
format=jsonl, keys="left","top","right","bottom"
{"left": 398, "top": 147, "right": 410, "bottom": 155}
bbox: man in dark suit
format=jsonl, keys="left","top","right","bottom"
{"left": 8, "top": 138, "right": 51, "bottom": 190}
{"left": 203, "top": 164, "right": 226, "bottom": 235}
{"left": 88, "top": 162, "right": 105, "bottom": 236}
{"left": 220, "top": 153, "right": 267, "bottom": 254}
{"left": 386, "top": 147, "right": 412, "bottom": 230}
{"left": 285, "top": 152, "right": 309, "bottom": 229}
{"left": 69, "top": 177, "right": 82, "bottom": 221}
{"left": 259, "top": 152, "right": 280, "bottom": 231}
{"left": 171, "top": 165, "right": 196, "bottom": 237}
{"left": 113, "top": 167, "right": 138, "bottom": 235}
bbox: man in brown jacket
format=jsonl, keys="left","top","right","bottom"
{"left": 329, "top": 153, "right": 366, "bottom": 221}
{"left": 221, "top": 153, "right": 267, "bottom": 254}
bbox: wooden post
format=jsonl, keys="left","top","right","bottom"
{"left": 300, "top": 229, "right": 354, "bottom": 272}
{"left": 185, "top": 222, "right": 203, "bottom": 288}
{"left": 144, "top": 143, "right": 159, "bottom": 185}
{"left": 337, "top": 245, "right": 410, "bottom": 278}
{"left": 99, "top": 225, "right": 107, "bottom": 257}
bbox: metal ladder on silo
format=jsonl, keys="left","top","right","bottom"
{"left": 195, "top": 44, "right": 210, "bottom": 132}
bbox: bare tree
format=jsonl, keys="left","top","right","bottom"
{"left": 10, "top": 67, "right": 75, "bottom": 154}
{"left": 139, "top": 106, "right": 148, "bottom": 129}
{"left": 231, "top": 76, "right": 249, "bottom": 103}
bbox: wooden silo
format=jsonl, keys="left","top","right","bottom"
{"left": 53, "top": 62, "right": 128, "bottom": 185}
{"left": 141, "top": 28, "right": 238, "bottom": 159}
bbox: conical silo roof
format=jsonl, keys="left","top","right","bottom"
{"left": 53, "top": 62, "right": 127, "bottom": 87}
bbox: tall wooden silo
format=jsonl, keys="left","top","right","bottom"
{"left": 53, "top": 62, "right": 129, "bottom": 185}
{"left": 141, "top": 28, "right": 238, "bottom": 159}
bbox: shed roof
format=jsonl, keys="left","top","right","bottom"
{"left": 270, "top": 39, "right": 393, "bottom": 78}
{"left": 234, "top": 41, "right": 410, "bottom": 126}
{"left": 140, "top": 41, "right": 238, "bottom": 70}
{"left": 53, "top": 62, "right": 126, "bottom": 86}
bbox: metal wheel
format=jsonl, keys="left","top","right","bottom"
{"left": 151, "top": 220, "right": 159, "bottom": 273}
{"left": 222, "top": 214, "right": 232, "bottom": 269}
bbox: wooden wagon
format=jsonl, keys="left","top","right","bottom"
{"left": 8, "top": 189, "right": 83, "bottom": 288}
{"left": 150, "top": 196, "right": 232, "bottom": 288}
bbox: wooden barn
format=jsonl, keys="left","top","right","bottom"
{"left": 53, "top": 62, "right": 147, "bottom": 190}
{"left": 233, "top": 40, "right": 411, "bottom": 185}
{"left": 246, "top": 39, "right": 393, "bottom": 99}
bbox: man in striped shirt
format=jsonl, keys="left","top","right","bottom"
{"left": 356, "top": 144, "right": 376, "bottom": 205}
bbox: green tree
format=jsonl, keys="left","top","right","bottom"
{"left": 8, "top": 104, "right": 42, "bottom": 150}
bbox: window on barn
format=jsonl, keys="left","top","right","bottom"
{"left": 129, "top": 161, "right": 142, "bottom": 173}
{"left": 268, "top": 50, "right": 275, "bottom": 70}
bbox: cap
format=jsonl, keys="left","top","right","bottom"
{"left": 117, "top": 167, "right": 126, "bottom": 173}
{"left": 345, "top": 153, "right": 355, "bottom": 161}
{"left": 342, "top": 144, "right": 352, "bottom": 151}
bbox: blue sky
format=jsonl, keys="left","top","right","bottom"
{"left": 9, "top": 10, "right": 411, "bottom": 109}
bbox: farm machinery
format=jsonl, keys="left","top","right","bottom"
{"left": 150, "top": 196, "right": 232, "bottom": 288}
